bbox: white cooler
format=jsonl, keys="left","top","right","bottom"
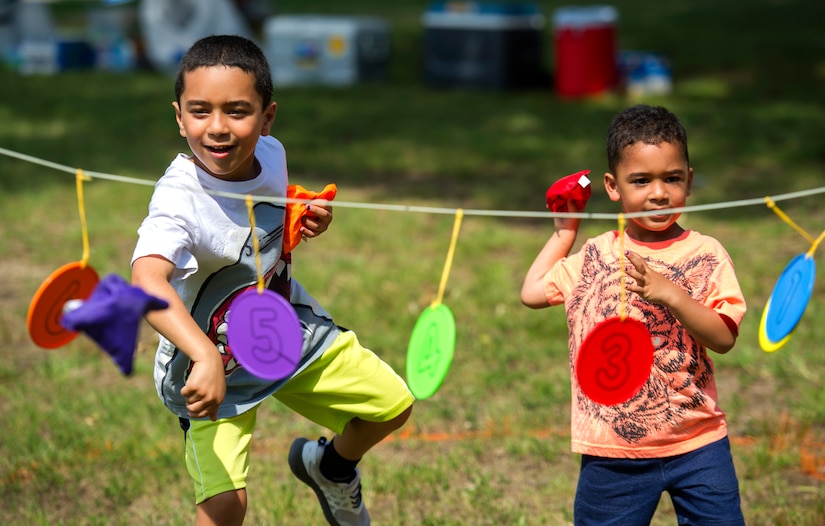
{"left": 263, "top": 15, "right": 390, "bottom": 87}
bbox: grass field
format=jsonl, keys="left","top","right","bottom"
{"left": 1, "top": 0, "right": 824, "bottom": 524}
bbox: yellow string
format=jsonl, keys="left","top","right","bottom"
{"left": 618, "top": 213, "right": 627, "bottom": 322}
{"left": 806, "top": 228, "right": 825, "bottom": 258}
{"left": 765, "top": 197, "right": 815, "bottom": 244}
{"left": 245, "top": 195, "right": 265, "bottom": 294}
{"left": 432, "top": 208, "right": 464, "bottom": 307}
{"left": 75, "top": 169, "right": 91, "bottom": 268}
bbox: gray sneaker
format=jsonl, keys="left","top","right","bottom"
{"left": 288, "top": 437, "right": 370, "bottom": 526}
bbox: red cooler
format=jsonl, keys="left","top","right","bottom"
{"left": 552, "top": 5, "right": 618, "bottom": 98}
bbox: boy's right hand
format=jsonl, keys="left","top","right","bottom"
{"left": 546, "top": 170, "right": 592, "bottom": 213}
{"left": 180, "top": 353, "right": 226, "bottom": 421}
{"left": 554, "top": 200, "right": 582, "bottom": 232}
{"left": 547, "top": 171, "right": 590, "bottom": 232}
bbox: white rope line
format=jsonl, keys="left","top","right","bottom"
{"left": 2, "top": 146, "right": 824, "bottom": 220}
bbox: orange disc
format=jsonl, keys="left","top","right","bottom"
{"left": 27, "top": 262, "right": 99, "bottom": 349}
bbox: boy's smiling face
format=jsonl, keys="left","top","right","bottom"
{"left": 173, "top": 65, "right": 277, "bottom": 181}
{"left": 604, "top": 141, "right": 693, "bottom": 243}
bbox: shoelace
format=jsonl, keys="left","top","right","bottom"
{"left": 321, "top": 478, "right": 363, "bottom": 510}
{"left": 349, "top": 482, "right": 363, "bottom": 508}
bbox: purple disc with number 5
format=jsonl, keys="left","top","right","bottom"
{"left": 227, "top": 289, "right": 303, "bottom": 380}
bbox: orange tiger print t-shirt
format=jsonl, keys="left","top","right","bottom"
{"left": 544, "top": 229, "right": 746, "bottom": 459}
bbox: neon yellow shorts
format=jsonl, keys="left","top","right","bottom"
{"left": 182, "top": 330, "right": 414, "bottom": 503}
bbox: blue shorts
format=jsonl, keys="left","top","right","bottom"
{"left": 574, "top": 436, "right": 744, "bottom": 526}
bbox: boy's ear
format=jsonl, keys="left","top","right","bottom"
{"left": 604, "top": 172, "right": 621, "bottom": 202}
{"left": 172, "top": 101, "right": 186, "bottom": 138}
{"left": 260, "top": 102, "right": 277, "bottom": 136}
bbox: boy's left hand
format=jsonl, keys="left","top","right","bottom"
{"left": 301, "top": 201, "right": 333, "bottom": 240}
{"left": 624, "top": 251, "right": 679, "bottom": 306}
{"left": 624, "top": 250, "right": 738, "bottom": 353}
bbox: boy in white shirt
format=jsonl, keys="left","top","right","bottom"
{"left": 131, "top": 35, "right": 413, "bottom": 526}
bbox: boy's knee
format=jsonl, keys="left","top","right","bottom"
{"left": 197, "top": 489, "right": 247, "bottom": 526}
{"left": 393, "top": 404, "right": 413, "bottom": 428}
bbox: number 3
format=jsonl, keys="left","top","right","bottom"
{"left": 596, "top": 333, "right": 632, "bottom": 391}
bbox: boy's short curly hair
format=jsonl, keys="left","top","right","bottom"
{"left": 606, "top": 104, "right": 689, "bottom": 173}
{"left": 174, "top": 35, "right": 274, "bottom": 109}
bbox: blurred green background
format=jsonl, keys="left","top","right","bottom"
{"left": 1, "top": 1, "right": 824, "bottom": 524}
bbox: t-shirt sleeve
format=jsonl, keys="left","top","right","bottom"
{"left": 131, "top": 181, "right": 198, "bottom": 279}
{"left": 544, "top": 250, "right": 584, "bottom": 306}
{"left": 703, "top": 242, "right": 747, "bottom": 328}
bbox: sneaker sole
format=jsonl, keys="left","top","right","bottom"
{"left": 288, "top": 438, "right": 341, "bottom": 526}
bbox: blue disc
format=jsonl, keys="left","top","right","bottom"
{"left": 764, "top": 254, "right": 815, "bottom": 343}
{"left": 759, "top": 297, "right": 792, "bottom": 352}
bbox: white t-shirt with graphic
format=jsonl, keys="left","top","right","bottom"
{"left": 132, "top": 136, "right": 339, "bottom": 419}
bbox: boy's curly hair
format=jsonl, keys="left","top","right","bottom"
{"left": 607, "top": 104, "right": 689, "bottom": 173}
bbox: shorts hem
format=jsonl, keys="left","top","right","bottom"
{"left": 327, "top": 395, "right": 414, "bottom": 436}
{"left": 195, "top": 481, "right": 247, "bottom": 505}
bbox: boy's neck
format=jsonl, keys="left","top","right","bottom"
{"left": 624, "top": 223, "right": 685, "bottom": 244}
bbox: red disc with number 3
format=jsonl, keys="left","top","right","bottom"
{"left": 576, "top": 317, "right": 655, "bottom": 406}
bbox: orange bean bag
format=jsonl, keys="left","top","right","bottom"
{"left": 283, "top": 183, "right": 337, "bottom": 254}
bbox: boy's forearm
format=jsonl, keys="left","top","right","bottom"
{"left": 521, "top": 224, "right": 578, "bottom": 308}
{"left": 144, "top": 299, "right": 222, "bottom": 363}
{"left": 132, "top": 258, "right": 221, "bottom": 364}
{"left": 663, "top": 287, "right": 737, "bottom": 353}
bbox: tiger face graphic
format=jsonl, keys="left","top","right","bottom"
{"left": 569, "top": 243, "right": 719, "bottom": 444}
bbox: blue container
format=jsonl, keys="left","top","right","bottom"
{"left": 58, "top": 40, "right": 96, "bottom": 70}
{"left": 618, "top": 51, "right": 672, "bottom": 97}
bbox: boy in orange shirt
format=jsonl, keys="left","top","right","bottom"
{"left": 521, "top": 104, "right": 746, "bottom": 525}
